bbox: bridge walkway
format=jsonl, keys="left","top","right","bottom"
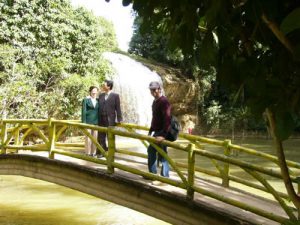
{"left": 1, "top": 119, "right": 298, "bottom": 225}
{"left": 17, "top": 149, "right": 288, "bottom": 225}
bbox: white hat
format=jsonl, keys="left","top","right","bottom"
{"left": 149, "top": 81, "right": 161, "bottom": 89}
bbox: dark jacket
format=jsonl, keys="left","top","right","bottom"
{"left": 98, "top": 92, "right": 122, "bottom": 126}
{"left": 81, "top": 97, "right": 99, "bottom": 125}
{"left": 149, "top": 95, "right": 171, "bottom": 137}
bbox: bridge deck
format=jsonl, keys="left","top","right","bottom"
{"left": 15, "top": 149, "right": 289, "bottom": 225}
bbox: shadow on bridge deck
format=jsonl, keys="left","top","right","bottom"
{"left": 0, "top": 152, "right": 285, "bottom": 225}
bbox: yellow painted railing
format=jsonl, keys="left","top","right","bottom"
{"left": 0, "top": 118, "right": 299, "bottom": 224}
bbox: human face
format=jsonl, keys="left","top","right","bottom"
{"left": 102, "top": 82, "right": 110, "bottom": 93}
{"left": 90, "top": 88, "right": 98, "bottom": 98}
{"left": 150, "top": 88, "right": 161, "bottom": 99}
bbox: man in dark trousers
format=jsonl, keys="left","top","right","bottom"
{"left": 147, "top": 81, "right": 171, "bottom": 177}
{"left": 97, "top": 79, "right": 122, "bottom": 157}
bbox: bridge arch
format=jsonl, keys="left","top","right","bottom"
{"left": 0, "top": 154, "right": 250, "bottom": 225}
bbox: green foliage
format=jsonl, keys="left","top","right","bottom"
{"left": 129, "top": 16, "right": 184, "bottom": 67}
{"left": 275, "top": 111, "right": 296, "bottom": 141}
{"left": 56, "top": 74, "right": 103, "bottom": 119}
{"left": 280, "top": 7, "right": 300, "bottom": 35}
{"left": 0, "top": 45, "right": 47, "bottom": 118}
{"left": 203, "top": 100, "right": 222, "bottom": 130}
{"left": 124, "top": 0, "right": 300, "bottom": 140}
{"left": 129, "top": 14, "right": 263, "bottom": 134}
{"left": 282, "top": 220, "right": 300, "bottom": 225}
{"left": 0, "top": 0, "right": 117, "bottom": 119}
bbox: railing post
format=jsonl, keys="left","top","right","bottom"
{"left": 222, "top": 139, "right": 231, "bottom": 187}
{"left": 107, "top": 127, "right": 116, "bottom": 174}
{"left": 187, "top": 143, "right": 195, "bottom": 200}
{"left": 297, "top": 177, "right": 300, "bottom": 219}
{"left": 0, "top": 121, "right": 7, "bottom": 154}
{"left": 14, "top": 126, "right": 20, "bottom": 153}
{"left": 48, "top": 118, "right": 55, "bottom": 159}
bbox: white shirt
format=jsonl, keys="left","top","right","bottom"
{"left": 105, "top": 90, "right": 112, "bottom": 100}
{"left": 91, "top": 98, "right": 97, "bottom": 107}
{"left": 87, "top": 96, "right": 97, "bottom": 107}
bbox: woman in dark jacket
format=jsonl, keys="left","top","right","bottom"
{"left": 81, "top": 86, "right": 99, "bottom": 156}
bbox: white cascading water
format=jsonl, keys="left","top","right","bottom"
{"left": 103, "top": 52, "right": 163, "bottom": 127}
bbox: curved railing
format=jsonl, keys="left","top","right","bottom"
{"left": 0, "top": 118, "right": 299, "bottom": 224}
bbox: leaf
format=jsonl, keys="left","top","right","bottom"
{"left": 199, "top": 31, "right": 218, "bottom": 68}
{"left": 280, "top": 7, "right": 300, "bottom": 34}
{"left": 274, "top": 111, "right": 296, "bottom": 141}
{"left": 294, "top": 43, "right": 300, "bottom": 61}
{"left": 122, "top": 0, "right": 132, "bottom": 7}
{"left": 204, "top": 0, "right": 224, "bottom": 29}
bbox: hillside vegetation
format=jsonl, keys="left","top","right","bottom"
{"left": 0, "top": 0, "right": 117, "bottom": 120}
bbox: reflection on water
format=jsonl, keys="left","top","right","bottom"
{"left": 0, "top": 175, "right": 169, "bottom": 225}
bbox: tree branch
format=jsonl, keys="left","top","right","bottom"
{"left": 266, "top": 108, "right": 300, "bottom": 209}
{"left": 261, "top": 13, "right": 294, "bottom": 55}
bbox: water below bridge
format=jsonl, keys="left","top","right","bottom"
{"left": 0, "top": 137, "right": 299, "bottom": 225}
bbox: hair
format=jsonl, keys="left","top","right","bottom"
{"left": 89, "top": 86, "right": 99, "bottom": 93}
{"left": 105, "top": 79, "right": 113, "bottom": 90}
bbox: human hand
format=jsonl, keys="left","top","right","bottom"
{"left": 115, "top": 121, "right": 122, "bottom": 126}
{"left": 155, "top": 136, "right": 165, "bottom": 143}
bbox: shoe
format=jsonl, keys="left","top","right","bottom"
{"left": 151, "top": 180, "right": 162, "bottom": 186}
{"left": 95, "top": 154, "right": 103, "bottom": 158}
{"left": 151, "top": 180, "right": 168, "bottom": 186}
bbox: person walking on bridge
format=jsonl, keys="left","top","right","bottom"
{"left": 81, "top": 86, "right": 99, "bottom": 157}
{"left": 97, "top": 79, "right": 123, "bottom": 157}
{"left": 147, "top": 81, "right": 171, "bottom": 177}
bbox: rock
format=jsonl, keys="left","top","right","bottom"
{"left": 141, "top": 61, "right": 199, "bottom": 133}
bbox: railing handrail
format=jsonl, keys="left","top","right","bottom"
{"left": 2, "top": 118, "right": 300, "bottom": 179}
{"left": 2, "top": 118, "right": 300, "bottom": 181}
{"left": 0, "top": 118, "right": 299, "bottom": 224}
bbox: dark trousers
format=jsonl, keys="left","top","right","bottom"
{"left": 97, "top": 115, "right": 109, "bottom": 154}
{"left": 147, "top": 131, "right": 170, "bottom": 177}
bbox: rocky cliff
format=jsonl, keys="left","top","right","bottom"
{"left": 140, "top": 60, "right": 199, "bottom": 133}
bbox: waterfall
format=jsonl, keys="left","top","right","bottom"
{"left": 103, "top": 52, "right": 163, "bottom": 126}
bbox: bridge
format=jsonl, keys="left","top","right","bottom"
{"left": 0, "top": 118, "right": 299, "bottom": 225}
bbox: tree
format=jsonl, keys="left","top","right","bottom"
{"left": 129, "top": 11, "right": 266, "bottom": 135}
{"left": 0, "top": 0, "right": 117, "bottom": 119}
{"left": 129, "top": 16, "right": 184, "bottom": 67}
{"left": 115, "top": 0, "right": 300, "bottom": 209}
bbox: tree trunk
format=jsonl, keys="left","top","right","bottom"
{"left": 266, "top": 108, "right": 300, "bottom": 209}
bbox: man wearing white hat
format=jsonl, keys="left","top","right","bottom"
{"left": 147, "top": 81, "right": 171, "bottom": 177}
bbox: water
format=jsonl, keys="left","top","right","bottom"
{"left": 169, "top": 137, "right": 300, "bottom": 197}
{"left": 103, "top": 52, "right": 163, "bottom": 126}
{"left": 0, "top": 175, "right": 168, "bottom": 225}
